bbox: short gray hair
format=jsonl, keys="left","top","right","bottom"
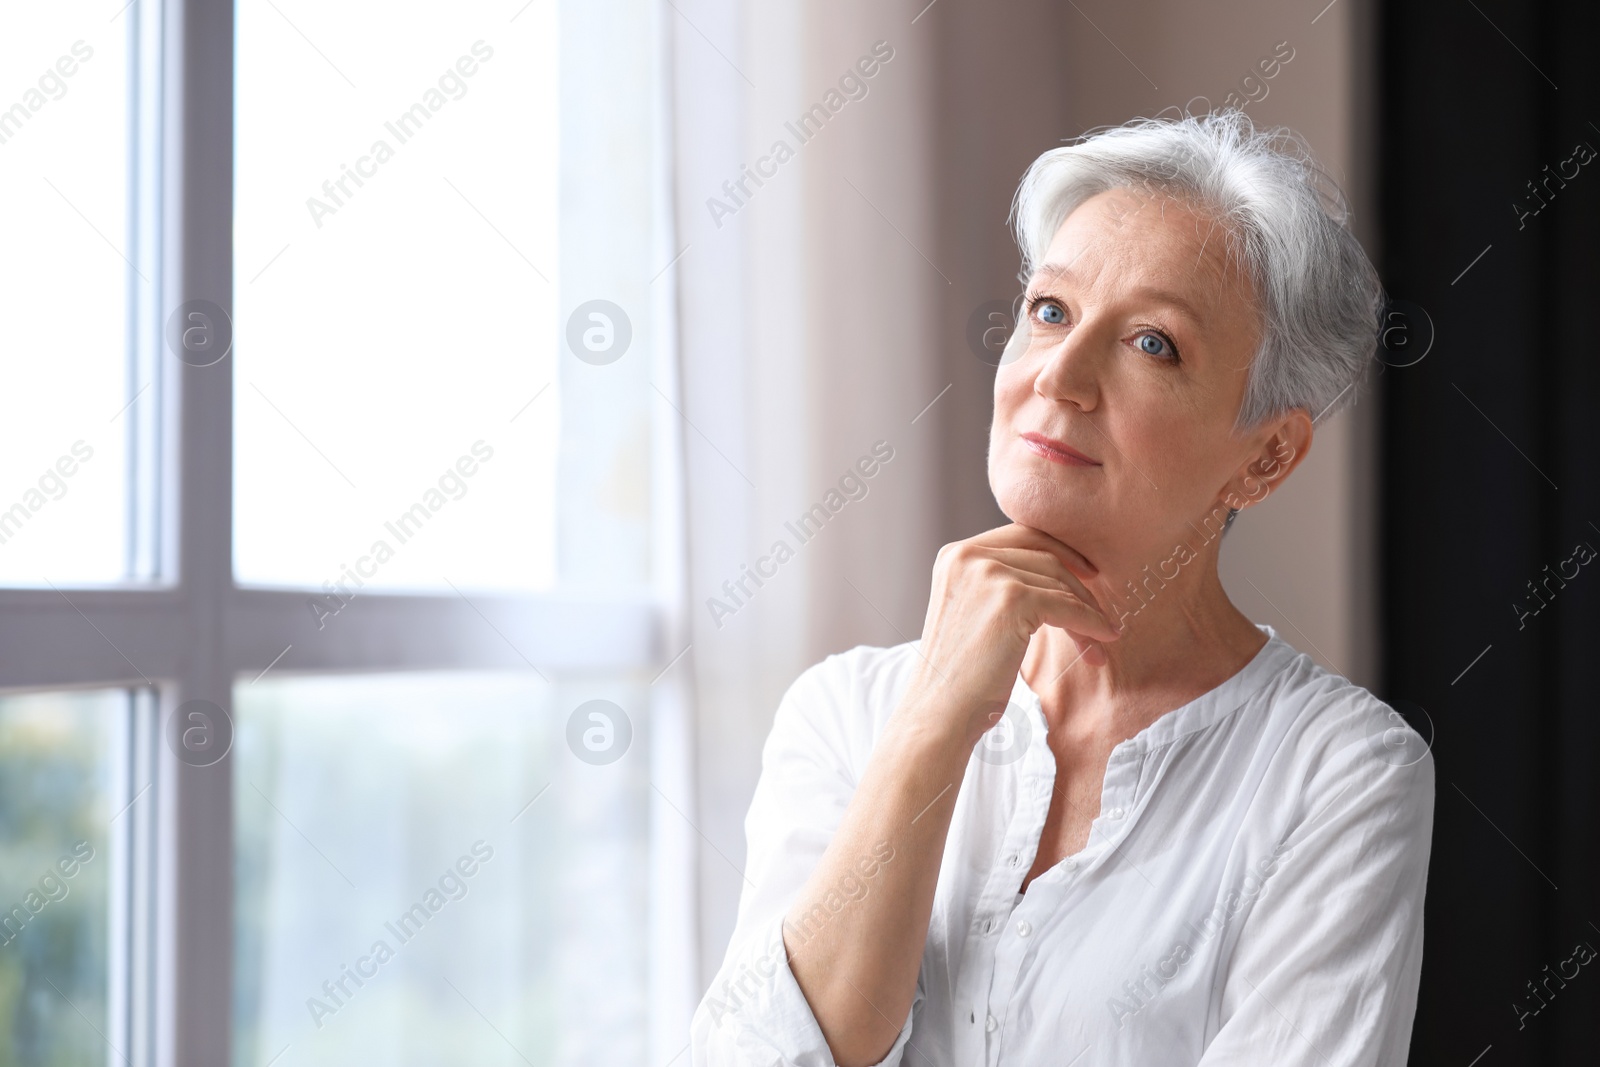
{"left": 1010, "top": 109, "right": 1385, "bottom": 431}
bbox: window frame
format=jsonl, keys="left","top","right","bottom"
{"left": 0, "top": 0, "right": 681, "bottom": 1062}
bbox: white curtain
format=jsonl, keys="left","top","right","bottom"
{"left": 663, "top": 0, "right": 948, "bottom": 998}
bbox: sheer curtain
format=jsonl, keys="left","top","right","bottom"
{"left": 664, "top": 0, "right": 946, "bottom": 993}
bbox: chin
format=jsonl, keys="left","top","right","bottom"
{"left": 990, "top": 467, "right": 1083, "bottom": 540}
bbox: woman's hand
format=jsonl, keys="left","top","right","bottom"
{"left": 901, "top": 523, "right": 1121, "bottom": 747}
{"left": 776, "top": 523, "right": 1116, "bottom": 1065}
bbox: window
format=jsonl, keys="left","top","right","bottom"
{"left": 232, "top": 3, "right": 560, "bottom": 594}
{"left": 231, "top": 672, "right": 651, "bottom": 1065}
{"left": 0, "top": 2, "right": 683, "bottom": 1064}
{"left": 0, "top": 9, "right": 132, "bottom": 584}
{"left": 0, "top": 688, "right": 148, "bottom": 1067}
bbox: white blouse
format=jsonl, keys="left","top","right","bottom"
{"left": 690, "top": 625, "right": 1435, "bottom": 1066}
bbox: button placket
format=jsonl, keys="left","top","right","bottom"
{"left": 974, "top": 684, "right": 1047, "bottom": 1059}
{"left": 987, "top": 717, "right": 1049, "bottom": 942}
{"left": 1100, "top": 742, "right": 1144, "bottom": 822}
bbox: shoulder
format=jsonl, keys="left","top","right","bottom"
{"left": 766, "top": 640, "right": 923, "bottom": 782}
{"left": 779, "top": 639, "right": 923, "bottom": 716}
{"left": 1254, "top": 636, "right": 1436, "bottom": 830}
{"left": 1261, "top": 640, "right": 1434, "bottom": 772}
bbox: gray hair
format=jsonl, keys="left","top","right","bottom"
{"left": 1010, "top": 109, "right": 1385, "bottom": 432}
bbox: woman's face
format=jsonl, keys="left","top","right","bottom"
{"left": 988, "top": 186, "right": 1296, "bottom": 573}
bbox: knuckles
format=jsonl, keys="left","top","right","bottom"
{"left": 991, "top": 583, "right": 1028, "bottom": 613}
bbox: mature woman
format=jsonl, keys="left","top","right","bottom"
{"left": 690, "top": 111, "right": 1434, "bottom": 1067}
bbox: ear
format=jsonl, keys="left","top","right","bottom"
{"left": 1219, "top": 408, "right": 1313, "bottom": 513}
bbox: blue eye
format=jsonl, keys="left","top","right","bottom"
{"left": 1035, "top": 301, "right": 1066, "bottom": 325}
{"left": 1137, "top": 332, "right": 1175, "bottom": 359}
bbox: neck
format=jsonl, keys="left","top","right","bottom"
{"left": 1021, "top": 544, "right": 1266, "bottom": 741}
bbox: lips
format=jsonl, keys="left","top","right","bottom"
{"left": 1020, "top": 431, "right": 1100, "bottom": 467}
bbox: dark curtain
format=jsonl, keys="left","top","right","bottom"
{"left": 1379, "top": 0, "right": 1600, "bottom": 1063}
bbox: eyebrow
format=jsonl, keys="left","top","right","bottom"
{"left": 1030, "top": 261, "right": 1208, "bottom": 330}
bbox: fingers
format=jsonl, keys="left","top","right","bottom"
{"left": 967, "top": 523, "right": 1098, "bottom": 580}
{"left": 1074, "top": 633, "right": 1110, "bottom": 668}
{"left": 975, "top": 549, "right": 1119, "bottom": 634}
{"left": 936, "top": 534, "right": 1120, "bottom": 645}
{"left": 981, "top": 546, "right": 1096, "bottom": 594}
{"left": 1014, "top": 580, "right": 1122, "bottom": 644}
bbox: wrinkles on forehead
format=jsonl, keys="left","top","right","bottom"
{"left": 1034, "top": 189, "right": 1258, "bottom": 328}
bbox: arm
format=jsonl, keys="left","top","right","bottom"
{"left": 777, "top": 699, "right": 975, "bottom": 1065}
{"left": 780, "top": 526, "right": 1120, "bottom": 1066}
{"left": 689, "top": 652, "right": 914, "bottom": 1067}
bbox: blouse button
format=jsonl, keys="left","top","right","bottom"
{"left": 1105, "top": 806, "right": 1125, "bottom": 820}
{"left": 1016, "top": 920, "right": 1031, "bottom": 937}
{"left": 985, "top": 1014, "right": 998, "bottom": 1033}
{"left": 1063, "top": 857, "right": 1078, "bottom": 871}
{"left": 1007, "top": 853, "right": 1020, "bottom": 867}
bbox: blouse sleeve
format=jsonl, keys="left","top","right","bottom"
{"left": 1197, "top": 698, "right": 1436, "bottom": 1066}
{"left": 690, "top": 652, "right": 921, "bottom": 1067}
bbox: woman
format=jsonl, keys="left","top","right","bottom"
{"left": 690, "top": 111, "right": 1434, "bottom": 1067}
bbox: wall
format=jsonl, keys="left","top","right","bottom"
{"left": 924, "top": 0, "right": 1381, "bottom": 688}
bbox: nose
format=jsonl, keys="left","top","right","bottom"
{"left": 1030, "top": 317, "right": 1102, "bottom": 412}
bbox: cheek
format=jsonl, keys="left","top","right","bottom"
{"left": 988, "top": 373, "right": 1032, "bottom": 466}
{"left": 991, "top": 366, "right": 1029, "bottom": 429}
{"left": 1120, "top": 419, "right": 1202, "bottom": 489}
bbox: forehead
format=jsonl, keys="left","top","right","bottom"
{"left": 1036, "top": 187, "right": 1255, "bottom": 317}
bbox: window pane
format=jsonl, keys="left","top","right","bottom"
{"left": 233, "top": 2, "right": 559, "bottom": 593}
{"left": 0, "top": 10, "right": 130, "bottom": 584}
{"left": 233, "top": 672, "right": 648, "bottom": 1065}
{"left": 0, "top": 689, "right": 123, "bottom": 1066}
